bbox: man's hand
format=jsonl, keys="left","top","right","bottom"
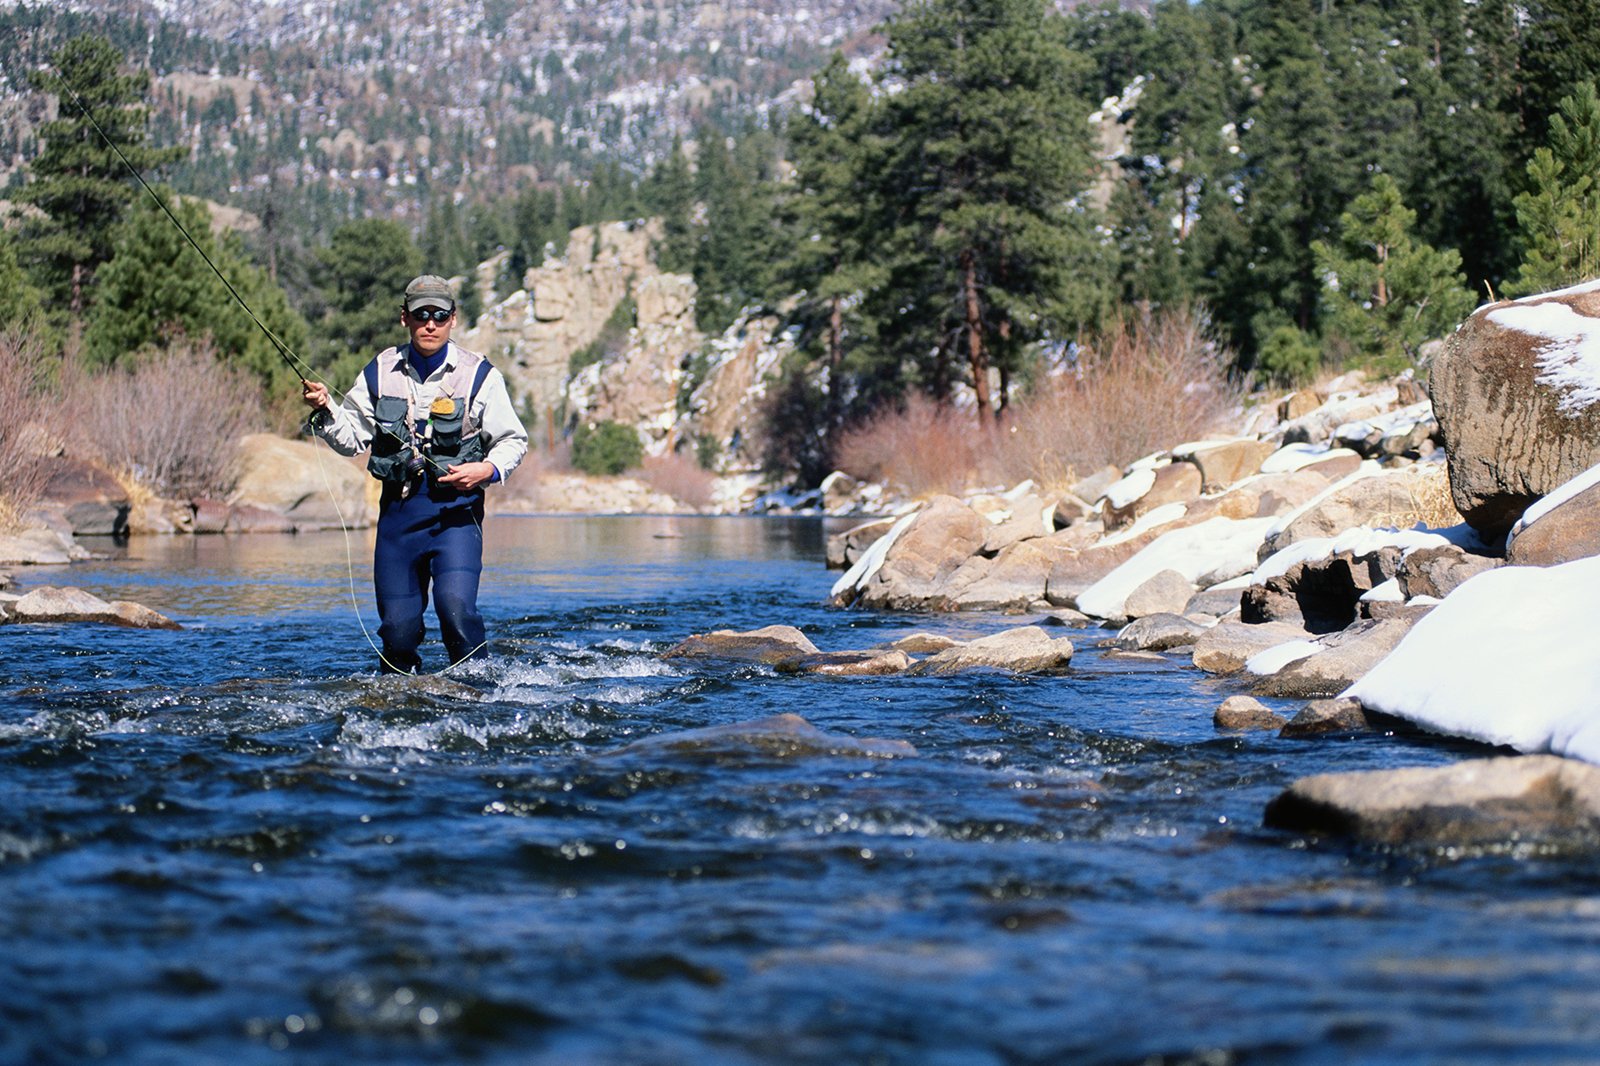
{"left": 302, "top": 380, "right": 331, "bottom": 410}
{"left": 438, "top": 461, "right": 496, "bottom": 491}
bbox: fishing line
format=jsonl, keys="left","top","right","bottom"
{"left": 30, "top": 48, "right": 494, "bottom": 675}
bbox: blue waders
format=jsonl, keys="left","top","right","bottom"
{"left": 373, "top": 482, "right": 488, "bottom": 673}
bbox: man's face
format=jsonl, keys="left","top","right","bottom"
{"left": 404, "top": 304, "right": 456, "bottom": 356}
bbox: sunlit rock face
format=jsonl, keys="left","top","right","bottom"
{"left": 1432, "top": 279, "right": 1600, "bottom": 537}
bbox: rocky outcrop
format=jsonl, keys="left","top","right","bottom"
{"left": 835, "top": 495, "right": 988, "bottom": 609}
{"left": 460, "top": 220, "right": 669, "bottom": 424}
{"left": 1265, "top": 756, "right": 1600, "bottom": 848}
{"left": 1431, "top": 281, "right": 1600, "bottom": 537}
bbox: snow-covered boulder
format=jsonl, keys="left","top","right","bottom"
{"left": 1345, "top": 554, "right": 1600, "bottom": 763}
{"left": 1432, "top": 279, "right": 1600, "bottom": 537}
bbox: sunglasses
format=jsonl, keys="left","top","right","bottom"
{"left": 407, "top": 307, "right": 454, "bottom": 323}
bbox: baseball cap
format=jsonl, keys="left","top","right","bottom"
{"left": 404, "top": 274, "right": 455, "bottom": 312}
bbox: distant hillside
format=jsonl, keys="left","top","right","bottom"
{"left": 0, "top": 0, "right": 894, "bottom": 235}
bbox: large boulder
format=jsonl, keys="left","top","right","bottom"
{"left": 229, "top": 434, "right": 370, "bottom": 531}
{"left": 1262, "top": 464, "right": 1448, "bottom": 554}
{"left": 1397, "top": 545, "right": 1502, "bottom": 597}
{"left": 825, "top": 516, "right": 896, "bottom": 570}
{"left": 1264, "top": 755, "right": 1600, "bottom": 848}
{"left": 1241, "top": 549, "right": 1402, "bottom": 632}
{"left": 849, "top": 496, "right": 988, "bottom": 610}
{"left": 35, "top": 456, "right": 129, "bottom": 536}
{"left": 1181, "top": 439, "right": 1275, "bottom": 493}
{"left": 1103, "top": 462, "right": 1202, "bottom": 530}
{"left": 1506, "top": 480, "right": 1600, "bottom": 567}
{"left": 939, "top": 539, "right": 1060, "bottom": 611}
{"left": 1432, "top": 283, "right": 1600, "bottom": 537}
{"left": 0, "top": 526, "right": 88, "bottom": 565}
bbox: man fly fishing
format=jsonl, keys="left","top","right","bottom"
{"left": 302, "top": 275, "right": 528, "bottom": 673}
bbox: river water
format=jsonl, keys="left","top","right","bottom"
{"left": 2, "top": 516, "right": 1596, "bottom": 1064}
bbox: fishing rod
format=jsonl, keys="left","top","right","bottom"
{"left": 43, "top": 69, "right": 312, "bottom": 387}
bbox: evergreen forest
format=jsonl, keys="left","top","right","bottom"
{"left": 5, "top": 0, "right": 1600, "bottom": 487}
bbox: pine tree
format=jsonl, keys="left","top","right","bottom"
{"left": 16, "top": 34, "right": 183, "bottom": 319}
{"left": 871, "top": 0, "right": 1103, "bottom": 421}
{"left": 315, "top": 218, "right": 421, "bottom": 383}
{"left": 1312, "top": 173, "right": 1475, "bottom": 365}
{"left": 1510, "top": 81, "right": 1600, "bottom": 295}
{"left": 84, "top": 190, "right": 309, "bottom": 390}
{"left": 640, "top": 136, "right": 695, "bottom": 274}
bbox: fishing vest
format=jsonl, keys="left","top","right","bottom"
{"left": 363, "top": 344, "right": 495, "bottom": 485}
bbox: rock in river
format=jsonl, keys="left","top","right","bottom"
{"left": 601, "top": 713, "right": 917, "bottom": 761}
{"left": 907, "top": 625, "right": 1073, "bottom": 675}
{"left": 7, "top": 586, "right": 180, "bottom": 629}
{"left": 1265, "top": 755, "right": 1600, "bottom": 848}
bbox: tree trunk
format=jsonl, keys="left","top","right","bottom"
{"left": 826, "top": 293, "right": 844, "bottom": 430}
{"left": 962, "top": 248, "right": 991, "bottom": 421}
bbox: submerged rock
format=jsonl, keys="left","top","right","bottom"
{"left": 1265, "top": 755, "right": 1600, "bottom": 848}
{"left": 779, "top": 650, "right": 914, "bottom": 676}
{"left": 602, "top": 713, "right": 917, "bottom": 760}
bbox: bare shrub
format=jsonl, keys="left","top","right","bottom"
{"left": 639, "top": 451, "right": 715, "bottom": 510}
{"left": 61, "top": 340, "right": 267, "bottom": 499}
{"left": 993, "top": 304, "right": 1242, "bottom": 490}
{"left": 832, "top": 306, "right": 1240, "bottom": 496}
{"left": 0, "top": 321, "right": 54, "bottom": 529}
{"left": 832, "top": 394, "right": 990, "bottom": 497}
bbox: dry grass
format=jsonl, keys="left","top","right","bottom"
{"left": 639, "top": 451, "right": 716, "bottom": 510}
{"left": 60, "top": 341, "right": 267, "bottom": 499}
{"left": 1373, "top": 464, "right": 1463, "bottom": 530}
{"left": 0, "top": 322, "right": 56, "bottom": 530}
{"left": 833, "top": 305, "right": 1242, "bottom": 496}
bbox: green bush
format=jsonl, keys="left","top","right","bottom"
{"left": 1255, "top": 324, "right": 1322, "bottom": 387}
{"left": 571, "top": 419, "right": 642, "bottom": 476}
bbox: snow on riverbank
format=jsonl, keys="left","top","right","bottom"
{"left": 1345, "top": 554, "right": 1600, "bottom": 762}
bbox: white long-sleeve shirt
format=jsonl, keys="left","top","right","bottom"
{"left": 307, "top": 342, "right": 529, "bottom": 483}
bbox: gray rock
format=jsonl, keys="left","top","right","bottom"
{"left": 1214, "top": 695, "right": 1288, "bottom": 731}
{"left": 0, "top": 527, "right": 87, "bottom": 565}
{"left": 1432, "top": 287, "right": 1600, "bottom": 537}
{"left": 1264, "top": 755, "right": 1600, "bottom": 847}
{"left": 1191, "top": 620, "right": 1315, "bottom": 674}
{"left": 1112, "top": 613, "right": 1208, "bottom": 651}
{"left": 877, "top": 632, "right": 965, "bottom": 654}
{"left": 1122, "top": 568, "right": 1196, "bottom": 619}
{"left": 1185, "top": 584, "right": 1245, "bottom": 617}
{"left": 1398, "top": 545, "right": 1502, "bottom": 598}
{"left": 780, "top": 650, "right": 915, "bottom": 676}
{"left": 908, "top": 625, "right": 1073, "bottom": 675}
{"left": 602, "top": 713, "right": 917, "bottom": 761}
{"left": 1507, "top": 481, "right": 1600, "bottom": 567}
{"left": 1253, "top": 617, "right": 1417, "bottom": 698}
{"left": 1278, "top": 697, "right": 1372, "bottom": 737}
{"left": 661, "top": 625, "right": 819, "bottom": 665}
